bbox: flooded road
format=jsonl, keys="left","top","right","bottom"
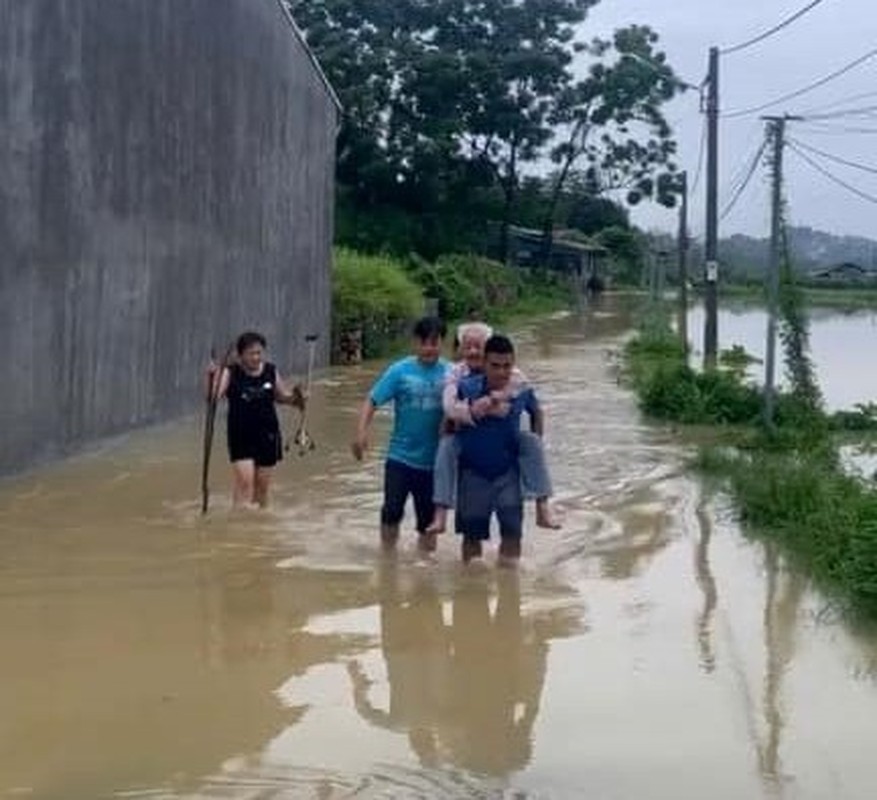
{"left": 3, "top": 297, "right": 877, "bottom": 799}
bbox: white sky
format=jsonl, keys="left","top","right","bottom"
{"left": 581, "top": 0, "right": 877, "bottom": 240}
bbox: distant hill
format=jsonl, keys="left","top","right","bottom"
{"left": 717, "top": 227, "right": 877, "bottom": 278}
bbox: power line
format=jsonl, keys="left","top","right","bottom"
{"left": 723, "top": 46, "right": 877, "bottom": 119}
{"left": 797, "top": 123, "right": 877, "bottom": 135}
{"left": 722, "top": 144, "right": 756, "bottom": 202}
{"left": 798, "top": 89, "right": 877, "bottom": 116}
{"left": 804, "top": 104, "right": 877, "bottom": 121}
{"left": 721, "top": 138, "right": 768, "bottom": 221}
{"left": 788, "top": 142, "right": 877, "bottom": 205}
{"left": 718, "top": 121, "right": 764, "bottom": 199}
{"left": 789, "top": 138, "right": 877, "bottom": 175}
{"left": 720, "top": 0, "right": 828, "bottom": 56}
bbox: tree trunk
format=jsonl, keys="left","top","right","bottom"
{"left": 499, "top": 140, "right": 519, "bottom": 266}
{"left": 539, "top": 154, "right": 576, "bottom": 269}
{"left": 538, "top": 121, "right": 587, "bottom": 269}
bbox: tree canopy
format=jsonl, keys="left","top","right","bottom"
{"left": 290, "top": 0, "right": 683, "bottom": 258}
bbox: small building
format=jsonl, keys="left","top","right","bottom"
{"left": 0, "top": 0, "right": 339, "bottom": 474}
{"left": 486, "top": 224, "right": 608, "bottom": 285}
{"left": 808, "top": 262, "right": 877, "bottom": 285}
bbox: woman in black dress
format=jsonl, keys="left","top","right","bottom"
{"left": 207, "top": 331, "right": 305, "bottom": 508}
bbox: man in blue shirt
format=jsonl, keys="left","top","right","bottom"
{"left": 352, "top": 317, "right": 450, "bottom": 552}
{"left": 455, "top": 334, "right": 543, "bottom": 565}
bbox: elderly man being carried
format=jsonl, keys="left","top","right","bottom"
{"left": 426, "top": 322, "right": 561, "bottom": 536}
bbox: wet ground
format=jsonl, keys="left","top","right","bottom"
{"left": 3, "top": 297, "right": 877, "bottom": 799}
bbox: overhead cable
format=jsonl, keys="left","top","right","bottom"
{"left": 789, "top": 138, "right": 877, "bottom": 175}
{"left": 720, "top": 139, "right": 768, "bottom": 221}
{"left": 789, "top": 142, "right": 877, "bottom": 205}
{"left": 721, "top": 0, "right": 828, "bottom": 56}
{"left": 723, "top": 46, "right": 877, "bottom": 119}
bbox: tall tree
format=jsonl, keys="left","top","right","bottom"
{"left": 538, "top": 24, "right": 682, "bottom": 265}
{"left": 423, "top": 0, "right": 598, "bottom": 261}
{"left": 291, "top": 1, "right": 682, "bottom": 259}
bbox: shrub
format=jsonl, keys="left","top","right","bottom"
{"left": 332, "top": 248, "right": 423, "bottom": 359}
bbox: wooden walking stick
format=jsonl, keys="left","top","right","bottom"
{"left": 201, "top": 343, "right": 235, "bottom": 515}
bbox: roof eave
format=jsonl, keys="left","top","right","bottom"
{"left": 275, "top": 0, "right": 343, "bottom": 114}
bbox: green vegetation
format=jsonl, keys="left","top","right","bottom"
{"left": 332, "top": 249, "right": 571, "bottom": 360}
{"left": 624, "top": 296, "right": 877, "bottom": 619}
{"left": 696, "top": 448, "right": 877, "bottom": 617}
{"left": 625, "top": 312, "right": 762, "bottom": 426}
{"left": 332, "top": 249, "right": 425, "bottom": 360}
{"left": 292, "top": 1, "right": 681, "bottom": 261}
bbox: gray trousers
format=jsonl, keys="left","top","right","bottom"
{"left": 455, "top": 467, "right": 523, "bottom": 540}
{"left": 433, "top": 431, "right": 552, "bottom": 507}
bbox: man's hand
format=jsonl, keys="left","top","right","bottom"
{"left": 470, "top": 396, "right": 493, "bottom": 420}
{"left": 487, "top": 391, "right": 511, "bottom": 417}
{"left": 351, "top": 433, "right": 369, "bottom": 462}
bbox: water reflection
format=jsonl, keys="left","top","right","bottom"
{"left": 686, "top": 302, "right": 877, "bottom": 411}
{"left": 445, "top": 573, "right": 546, "bottom": 776}
{"left": 694, "top": 491, "right": 718, "bottom": 674}
{"left": 347, "top": 560, "right": 450, "bottom": 768}
{"left": 586, "top": 489, "right": 675, "bottom": 582}
{"left": 346, "top": 561, "right": 583, "bottom": 778}
{"left": 758, "top": 545, "right": 806, "bottom": 792}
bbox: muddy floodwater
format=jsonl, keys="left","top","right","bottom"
{"left": 3, "top": 297, "right": 877, "bottom": 800}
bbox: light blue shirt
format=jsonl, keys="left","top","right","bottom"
{"left": 370, "top": 356, "right": 449, "bottom": 470}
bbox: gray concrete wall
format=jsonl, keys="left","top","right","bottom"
{"left": 0, "top": 0, "right": 337, "bottom": 474}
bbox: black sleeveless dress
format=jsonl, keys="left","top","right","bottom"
{"left": 226, "top": 363, "right": 282, "bottom": 467}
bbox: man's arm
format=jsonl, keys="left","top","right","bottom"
{"left": 352, "top": 362, "right": 398, "bottom": 461}
{"left": 445, "top": 367, "right": 493, "bottom": 424}
{"left": 352, "top": 398, "right": 377, "bottom": 461}
{"left": 443, "top": 370, "right": 475, "bottom": 425}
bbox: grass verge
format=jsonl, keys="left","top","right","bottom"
{"left": 624, "top": 304, "right": 877, "bottom": 619}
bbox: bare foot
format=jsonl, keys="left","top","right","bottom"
{"left": 381, "top": 524, "right": 400, "bottom": 551}
{"left": 425, "top": 506, "right": 449, "bottom": 535}
{"left": 535, "top": 499, "right": 562, "bottom": 530}
{"left": 461, "top": 539, "right": 483, "bottom": 563}
{"left": 417, "top": 531, "right": 438, "bottom": 555}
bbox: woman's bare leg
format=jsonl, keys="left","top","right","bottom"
{"left": 253, "top": 467, "right": 274, "bottom": 508}
{"left": 232, "top": 460, "right": 256, "bottom": 508}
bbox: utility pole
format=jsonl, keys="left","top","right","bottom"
{"left": 704, "top": 46, "right": 720, "bottom": 368}
{"left": 678, "top": 171, "right": 690, "bottom": 352}
{"left": 763, "top": 116, "right": 787, "bottom": 430}
{"left": 762, "top": 115, "right": 801, "bottom": 428}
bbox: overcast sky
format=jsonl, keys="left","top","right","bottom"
{"left": 581, "top": 0, "right": 877, "bottom": 241}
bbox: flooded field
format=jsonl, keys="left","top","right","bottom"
{"left": 2, "top": 297, "right": 877, "bottom": 799}
{"left": 687, "top": 302, "right": 877, "bottom": 411}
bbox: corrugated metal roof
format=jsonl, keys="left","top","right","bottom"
{"left": 275, "top": 0, "right": 342, "bottom": 112}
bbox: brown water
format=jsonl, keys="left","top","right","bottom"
{"left": 3, "top": 297, "right": 877, "bottom": 800}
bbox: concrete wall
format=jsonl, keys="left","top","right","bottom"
{"left": 0, "top": 0, "right": 337, "bottom": 474}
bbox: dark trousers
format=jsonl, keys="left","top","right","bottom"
{"left": 381, "top": 459, "right": 435, "bottom": 533}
